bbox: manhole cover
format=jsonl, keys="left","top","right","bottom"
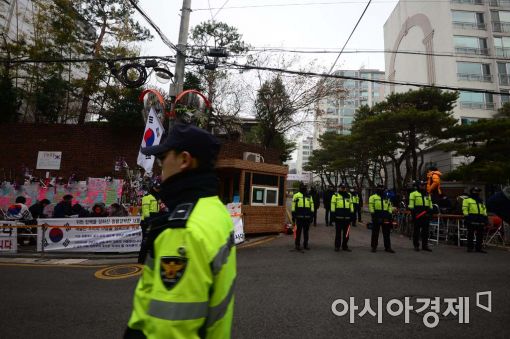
{"left": 94, "top": 264, "right": 143, "bottom": 280}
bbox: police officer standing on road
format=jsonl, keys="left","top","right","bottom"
{"left": 292, "top": 183, "right": 314, "bottom": 251}
{"left": 323, "top": 186, "right": 335, "bottom": 226}
{"left": 310, "top": 186, "right": 320, "bottom": 227}
{"left": 125, "top": 123, "right": 236, "bottom": 339}
{"left": 463, "top": 187, "right": 488, "bottom": 253}
{"left": 331, "top": 183, "right": 354, "bottom": 252}
{"left": 369, "top": 185, "right": 395, "bottom": 253}
{"left": 408, "top": 180, "right": 433, "bottom": 252}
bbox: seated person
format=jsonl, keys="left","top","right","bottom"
{"left": 29, "top": 199, "right": 51, "bottom": 219}
{"left": 71, "top": 203, "right": 90, "bottom": 218}
{"left": 90, "top": 203, "right": 108, "bottom": 217}
{"left": 53, "top": 195, "right": 73, "bottom": 218}
{"left": 7, "top": 196, "right": 33, "bottom": 221}
{"left": 109, "top": 203, "right": 128, "bottom": 217}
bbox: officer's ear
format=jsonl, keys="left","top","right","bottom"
{"left": 178, "top": 151, "right": 198, "bottom": 171}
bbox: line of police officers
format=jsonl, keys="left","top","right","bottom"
{"left": 292, "top": 181, "right": 490, "bottom": 254}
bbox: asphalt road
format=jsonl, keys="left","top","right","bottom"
{"left": 1, "top": 210, "right": 509, "bottom": 338}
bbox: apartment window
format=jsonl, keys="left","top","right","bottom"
{"left": 342, "top": 117, "right": 354, "bottom": 125}
{"left": 461, "top": 117, "right": 480, "bottom": 125}
{"left": 459, "top": 91, "right": 495, "bottom": 109}
{"left": 452, "top": 11, "right": 486, "bottom": 29}
{"left": 501, "top": 90, "right": 510, "bottom": 104}
{"left": 489, "top": 0, "right": 510, "bottom": 7}
{"left": 341, "top": 107, "right": 355, "bottom": 116}
{"left": 494, "top": 36, "right": 510, "bottom": 57}
{"left": 454, "top": 36, "right": 489, "bottom": 54}
{"left": 451, "top": 0, "right": 484, "bottom": 4}
{"left": 492, "top": 10, "right": 510, "bottom": 32}
{"left": 457, "top": 62, "right": 492, "bottom": 81}
{"left": 498, "top": 62, "right": 510, "bottom": 85}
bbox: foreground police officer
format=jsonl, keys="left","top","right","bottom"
{"left": 369, "top": 185, "right": 395, "bottom": 253}
{"left": 125, "top": 123, "right": 236, "bottom": 339}
{"left": 331, "top": 183, "right": 354, "bottom": 252}
{"left": 408, "top": 180, "right": 433, "bottom": 252}
{"left": 292, "top": 183, "right": 314, "bottom": 251}
{"left": 463, "top": 187, "right": 488, "bottom": 253}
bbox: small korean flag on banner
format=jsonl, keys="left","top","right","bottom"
{"left": 137, "top": 107, "right": 164, "bottom": 174}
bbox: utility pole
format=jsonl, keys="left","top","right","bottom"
{"left": 170, "top": 0, "right": 192, "bottom": 129}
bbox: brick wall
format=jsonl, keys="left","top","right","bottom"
{"left": 0, "top": 123, "right": 141, "bottom": 181}
{"left": 242, "top": 205, "right": 286, "bottom": 234}
{"left": 0, "top": 123, "right": 284, "bottom": 181}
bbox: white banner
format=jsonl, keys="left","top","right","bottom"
{"left": 36, "top": 151, "right": 62, "bottom": 170}
{"left": 37, "top": 217, "right": 142, "bottom": 253}
{"left": 0, "top": 221, "right": 19, "bottom": 253}
{"left": 137, "top": 107, "right": 164, "bottom": 174}
{"left": 227, "top": 203, "right": 245, "bottom": 244}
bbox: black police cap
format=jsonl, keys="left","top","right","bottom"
{"left": 141, "top": 123, "right": 220, "bottom": 162}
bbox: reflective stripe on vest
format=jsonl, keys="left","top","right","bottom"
{"left": 211, "top": 232, "right": 235, "bottom": 275}
{"left": 148, "top": 278, "right": 236, "bottom": 323}
{"left": 206, "top": 278, "right": 236, "bottom": 327}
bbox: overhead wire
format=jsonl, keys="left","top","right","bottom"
{"left": 126, "top": 0, "right": 179, "bottom": 53}
{"left": 328, "top": 0, "right": 372, "bottom": 74}
{"left": 2, "top": 55, "right": 509, "bottom": 96}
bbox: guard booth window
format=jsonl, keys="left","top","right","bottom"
{"left": 243, "top": 172, "right": 284, "bottom": 206}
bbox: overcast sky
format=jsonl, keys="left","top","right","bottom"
{"left": 138, "top": 0, "right": 399, "bottom": 72}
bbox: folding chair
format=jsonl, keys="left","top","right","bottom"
{"left": 484, "top": 216, "right": 505, "bottom": 247}
{"left": 428, "top": 204, "right": 443, "bottom": 246}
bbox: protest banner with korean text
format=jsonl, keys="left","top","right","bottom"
{"left": 37, "top": 217, "right": 141, "bottom": 253}
{"left": 0, "top": 221, "right": 18, "bottom": 253}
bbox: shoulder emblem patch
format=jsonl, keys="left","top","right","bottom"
{"left": 160, "top": 256, "right": 187, "bottom": 290}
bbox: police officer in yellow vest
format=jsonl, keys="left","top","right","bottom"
{"left": 141, "top": 192, "right": 159, "bottom": 221}
{"left": 292, "top": 183, "right": 314, "bottom": 251}
{"left": 369, "top": 185, "right": 395, "bottom": 253}
{"left": 331, "top": 183, "right": 354, "bottom": 252}
{"left": 463, "top": 187, "right": 488, "bottom": 253}
{"left": 125, "top": 123, "right": 236, "bottom": 339}
{"left": 349, "top": 188, "right": 361, "bottom": 227}
{"left": 408, "top": 180, "right": 433, "bottom": 252}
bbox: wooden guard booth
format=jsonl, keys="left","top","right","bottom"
{"left": 216, "top": 142, "right": 288, "bottom": 234}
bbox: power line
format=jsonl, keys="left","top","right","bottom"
{"left": 223, "top": 60, "right": 510, "bottom": 96}
{"left": 244, "top": 47, "right": 510, "bottom": 61}
{"left": 193, "top": 0, "right": 460, "bottom": 11}
{"left": 127, "top": 0, "right": 179, "bottom": 53}
{"left": 328, "top": 0, "right": 372, "bottom": 74}
{"left": 213, "top": 0, "right": 231, "bottom": 20}
{"left": 3, "top": 55, "right": 509, "bottom": 96}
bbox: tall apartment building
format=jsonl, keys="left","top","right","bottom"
{"left": 384, "top": 0, "right": 510, "bottom": 174}
{"left": 296, "top": 136, "right": 314, "bottom": 176}
{"left": 313, "top": 69, "right": 386, "bottom": 150}
{"left": 385, "top": 0, "right": 509, "bottom": 123}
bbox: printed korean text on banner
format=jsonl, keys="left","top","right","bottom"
{"left": 137, "top": 107, "right": 164, "bottom": 174}
{"left": 37, "top": 217, "right": 141, "bottom": 253}
{"left": 1, "top": 221, "right": 18, "bottom": 253}
{"left": 227, "top": 203, "right": 245, "bottom": 244}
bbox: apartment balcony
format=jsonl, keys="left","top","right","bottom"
{"left": 457, "top": 73, "right": 493, "bottom": 82}
{"left": 454, "top": 47, "right": 490, "bottom": 55}
{"left": 453, "top": 21, "right": 486, "bottom": 30}
{"left": 496, "top": 47, "right": 510, "bottom": 57}
{"left": 500, "top": 74, "right": 510, "bottom": 85}
{"left": 460, "top": 101, "right": 496, "bottom": 109}
{"left": 451, "top": 0, "right": 484, "bottom": 4}
{"left": 489, "top": 0, "right": 510, "bottom": 7}
{"left": 492, "top": 21, "right": 510, "bottom": 32}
